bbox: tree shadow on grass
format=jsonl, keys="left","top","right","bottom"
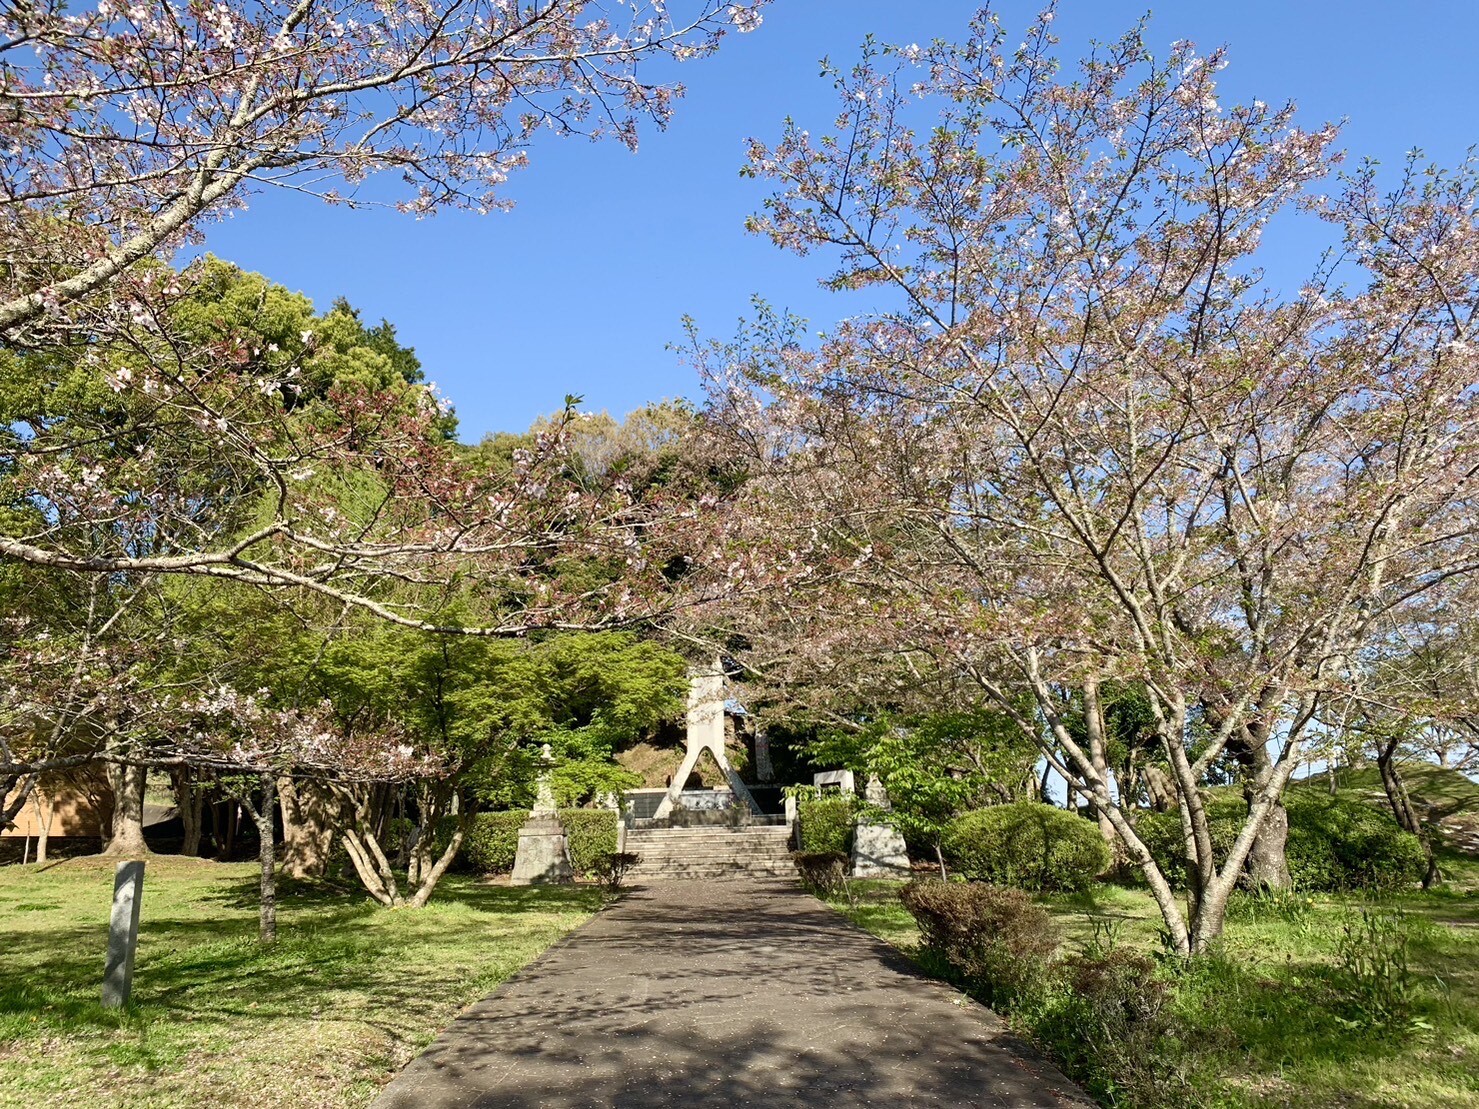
{"left": 0, "top": 871, "right": 606, "bottom": 1044}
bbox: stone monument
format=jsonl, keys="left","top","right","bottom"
{"left": 511, "top": 743, "right": 574, "bottom": 886}
{"left": 654, "top": 659, "right": 761, "bottom": 820}
{"left": 851, "top": 774, "right": 910, "bottom": 878}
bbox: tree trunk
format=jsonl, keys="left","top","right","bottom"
{"left": 1082, "top": 678, "right": 1117, "bottom": 844}
{"left": 2, "top": 773, "right": 36, "bottom": 832}
{"left": 1142, "top": 765, "right": 1175, "bottom": 813}
{"left": 1375, "top": 738, "right": 1441, "bottom": 890}
{"left": 1243, "top": 795, "right": 1292, "bottom": 890}
{"left": 32, "top": 790, "right": 52, "bottom": 864}
{"left": 171, "top": 767, "right": 206, "bottom": 857}
{"left": 934, "top": 841, "right": 947, "bottom": 881}
{"left": 103, "top": 750, "right": 149, "bottom": 857}
{"left": 339, "top": 781, "right": 467, "bottom": 909}
{"left": 243, "top": 775, "right": 278, "bottom": 944}
{"left": 1232, "top": 739, "right": 1292, "bottom": 890}
{"left": 223, "top": 801, "right": 239, "bottom": 859}
{"left": 278, "top": 777, "right": 338, "bottom": 880}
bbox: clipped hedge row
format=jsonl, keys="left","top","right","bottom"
{"left": 460, "top": 809, "right": 619, "bottom": 875}
{"left": 1133, "top": 788, "right": 1425, "bottom": 892}
{"left": 797, "top": 795, "right": 856, "bottom": 855}
{"left": 942, "top": 802, "right": 1111, "bottom": 892}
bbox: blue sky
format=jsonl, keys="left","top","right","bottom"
{"left": 200, "top": 1, "right": 1479, "bottom": 444}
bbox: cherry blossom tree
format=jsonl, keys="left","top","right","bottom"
{"left": 700, "top": 7, "right": 1479, "bottom": 953}
{"left": 0, "top": 0, "right": 764, "bottom": 624}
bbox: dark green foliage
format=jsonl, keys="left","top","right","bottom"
{"left": 459, "top": 810, "right": 618, "bottom": 876}
{"left": 899, "top": 881, "right": 1059, "bottom": 1007}
{"left": 590, "top": 851, "right": 641, "bottom": 891}
{"left": 942, "top": 802, "right": 1111, "bottom": 891}
{"left": 792, "top": 851, "right": 849, "bottom": 897}
{"left": 460, "top": 811, "right": 527, "bottom": 873}
{"left": 1284, "top": 792, "right": 1426, "bottom": 892}
{"left": 797, "top": 795, "right": 856, "bottom": 854}
{"left": 1134, "top": 788, "right": 1425, "bottom": 892}
{"left": 559, "top": 810, "right": 620, "bottom": 873}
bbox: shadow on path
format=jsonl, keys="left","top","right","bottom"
{"left": 374, "top": 880, "right": 1092, "bottom": 1108}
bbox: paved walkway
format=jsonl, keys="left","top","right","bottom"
{"left": 374, "top": 881, "right": 1092, "bottom": 1108}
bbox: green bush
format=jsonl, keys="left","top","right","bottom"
{"left": 459, "top": 809, "right": 618, "bottom": 876}
{"left": 590, "top": 851, "right": 642, "bottom": 891}
{"left": 797, "top": 795, "right": 856, "bottom": 855}
{"left": 793, "top": 850, "right": 849, "bottom": 897}
{"left": 942, "top": 802, "right": 1111, "bottom": 891}
{"left": 1284, "top": 792, "right": 1425, "bottom": 892}
{"left": 559, "top": 810, "right": 620, "bottom": 872}
{"left": 1036, "top": 948, "right": 1185, "bottom": 1107}
{"left": 460, "top": 811, "right": 526, "bottom": 873}
{"left": 1134, "top": 789, "right": 1425, "bottom": 893}
{"left": 899, "top": 881, "right": 1059, "bottom": 1008}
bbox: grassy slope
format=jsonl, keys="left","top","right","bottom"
{"left": 0, "top": 857, "right": 604, "bottom": 1108}
{"left": 835, "top": 880, "right": 1479, "bottom": 1109}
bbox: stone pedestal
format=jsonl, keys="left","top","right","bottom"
{"left": 852, "top": 823, "right": 910, "bottom": 879}
{"left": 510, "top": 812, "right": 574, "bottom": 886}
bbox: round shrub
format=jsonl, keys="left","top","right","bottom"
{"left": 943, "top": 802, "right": 1111, "bottom": 891}
{"left": 899, "top": 880, "right": 1059, "bottom": 1007}
{"left": 798, "top": 795, "right": 856, "bottom": 855}
{"left": 1132, "top": 788, "right": 1425, "bottom": 893}
{"left": 1284, "top": 791, "right": 1425, "bottom": 892}
{"left": 792, "top": 850, "right": 849, "bottom": 897}
{"left": 558, "top": 809, "right": 620, "bottom": 873}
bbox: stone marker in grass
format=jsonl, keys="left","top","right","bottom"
{"left": 102, "top": 860, "right": 144, "bottom": 1008}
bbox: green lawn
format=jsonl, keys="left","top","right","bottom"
{"left": 0, "top": 856, "right": 605, "bottom": 1107}
{"left": 834, "top": 879, "right": 1479, "bottom": 1109}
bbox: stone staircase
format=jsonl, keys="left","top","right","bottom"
{"left": 624, "top": 823, "right": 797, "bottom": 881}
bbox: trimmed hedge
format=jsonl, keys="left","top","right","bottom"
{"left": 460, "top": 809, "right": 619, "bottom": 876}
{"left": 797, "top": 795, "right": 856, "bottom": 855}
{"left": 899, "top": 881, "right": 1059, "bottom": 1007}
{"left": 793, "top": 850, "right": 849, "bottom": 897}
{"left": 942, "top": 802, "right": 1111, "bottom": 892}
{"left": 1133, "top": 788, "right": 1425, "bottom": 892}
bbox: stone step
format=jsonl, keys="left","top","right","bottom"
{"left": 624, "top": 857, "right": 798, "bottom": 863}
{"left": 629, "top": 858, "right": 796, "bottom": 870}
{"left": 627, "top": 833, "right": 798, "bottom": 839}
{"left": 627, "top": 826, "right": 792, "bottom": 836}
{"left": 626, "top": 837, "right": 793, "bottom": 850}
{"left": 629, "top": 863, "right": 798, "bottom": 880}
{"left": 623, "top": 823, "right": 800, "bottom": 881}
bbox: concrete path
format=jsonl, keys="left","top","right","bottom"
{"left": 374, "top": 881, "right": 1092, "bottom": 1108}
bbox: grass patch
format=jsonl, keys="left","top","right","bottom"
{"left": 0, "top": 855, "right": 605, "bottom": 1107}
{"left": 833, "top": 879, "right": 1479, "bottom": 1108}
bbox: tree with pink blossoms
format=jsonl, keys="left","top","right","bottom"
{"left": 0, "top": 0, "right": 765, "bottom": 619}
{"left": 701, "top": 6, "right": 1479, "bottom": 953}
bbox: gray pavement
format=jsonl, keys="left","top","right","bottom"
{"left": 374, "top": 880, "right": 1093, "bottom": 1108}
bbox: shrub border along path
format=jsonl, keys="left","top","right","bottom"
{"left": 374, "top": 879, "right": 1092, "bottom": 1108}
